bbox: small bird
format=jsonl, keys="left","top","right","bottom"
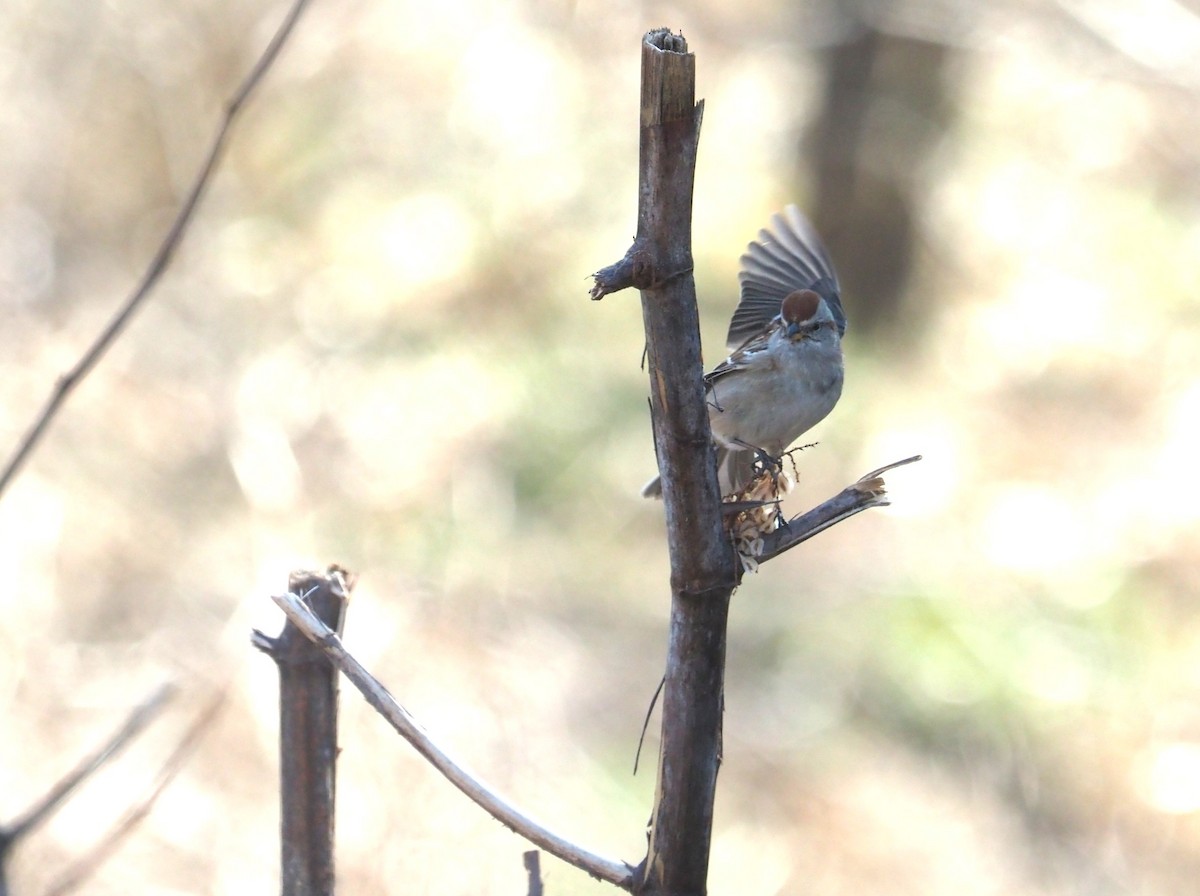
{"left": 644, "top": 206, "right": 846, "bottom": 498}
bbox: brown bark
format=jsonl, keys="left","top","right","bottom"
{"left": 253, "top": 567, "right": 352, "bottom": 896}
{"left": 593, "top": 28, "right": 735, "bottom": 896}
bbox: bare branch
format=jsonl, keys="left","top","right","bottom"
{"left": 594, "top": 29, "right": 729, "bottom": 896}
{"left": 42, "top": 692, "right": 228, "bottom": 896}
{"left": 0, "top": 0, "right": 314, "bottom": 501}
{"left": 269, "top": 590, "right": 636, "bottom": 890}
{"left": 756, "top": 455, "right": 922, "bottom": 565}
{"left": 2, "top": 683, "right": 175, "bottom": 846}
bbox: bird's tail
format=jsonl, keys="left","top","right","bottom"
{"left": 640, "top": 447, "right": 755, "bottom": 499}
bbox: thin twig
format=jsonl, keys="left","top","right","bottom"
{"left": 0, "top": 0, "right": 314, "bottom": 501}
{"left": 2, "top": 683, "right": 176, "bottom": 845}
{"left": 42, "top": 691, "right": 228, "bottom": 896}
{"left": 632, "top": 675, "right": 665, "bottom": 776}
{"left": 269, "top": 590, "right": 637, "bottom": 890}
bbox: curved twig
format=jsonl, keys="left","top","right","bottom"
{"left": 270, "top": 590, "right": 637, "bottom": 890}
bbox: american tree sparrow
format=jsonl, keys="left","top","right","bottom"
{"left": 644, "top": 206, "right": 846, "bottom": 498}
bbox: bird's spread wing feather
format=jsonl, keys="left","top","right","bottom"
{"left": 727, "top": 206, "right": 845, "bottom": 350}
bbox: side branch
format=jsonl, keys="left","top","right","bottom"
{"left": 269, "top": 590, "right": 636, "bottom": 890}
{"left": 590, "top": 242, "right": 644, "bottom": 300}
{"left": 757, "top": 455, "right": 922, "bottom": 564}
{"left": 590, "top": 241, "right": 696, "bottom": 301}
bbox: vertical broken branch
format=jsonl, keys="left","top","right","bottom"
{"left": 252, "top": 567, "right": 352, "bottom": 896}
{"left": 593, "top": 29, "right": 734, "bottom": 896}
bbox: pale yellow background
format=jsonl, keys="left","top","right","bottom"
{"left": 1, "top": 0, "right": 1198, "bottom": 893}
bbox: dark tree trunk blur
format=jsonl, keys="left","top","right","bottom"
{"left": 804, "top": 14, "right": 961, "bottom": 345}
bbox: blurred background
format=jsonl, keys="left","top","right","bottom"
{"left": 2, "top": 0, "right": 1198, "bottom": 893}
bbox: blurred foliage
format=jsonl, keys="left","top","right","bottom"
{"left": 2, "top": 0, "right": 1200, "bottom": 893}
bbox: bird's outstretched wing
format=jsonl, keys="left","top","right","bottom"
{"left": 727, "top": 206, "right": 845, "bottom": 350}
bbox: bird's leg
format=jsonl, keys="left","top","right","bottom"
{"left": 721, "top": 441, "right": 780, "bottom": 529}
{"left": 735, "top": 441, "right": 784, "bottom": 488}
{"left": 706, "top": 381, "right": 726, "bottom": 414}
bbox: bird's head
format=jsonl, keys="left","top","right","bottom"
{"left": 780, "top": 289, "right": 839, "bottom": 343}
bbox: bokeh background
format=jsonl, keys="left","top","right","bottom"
{"left": 2, "top": 0, "right": 1199, "bottom": 893}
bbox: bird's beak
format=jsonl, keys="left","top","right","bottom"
{"left": 785, "top": 321, "right": 803, "bottom": 339}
